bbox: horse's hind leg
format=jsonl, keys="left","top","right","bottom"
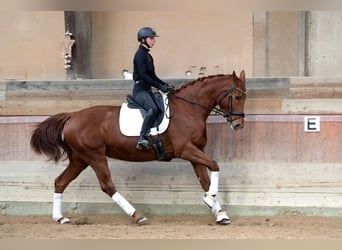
{"left": 191, "top": 162, "right": 230, "bottom": 225}
{"left": 53, "top": 155, "right": 88, "bottom": 224}
{"left": 88, "top": 156, "right": 148, "bottom": 225}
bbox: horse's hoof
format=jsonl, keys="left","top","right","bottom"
{"left": 215, "top": 211, "right": 230, "bottom": 225}
{"left": 57, "top": 217, "right": 71, "bottom": 224}
{"left": 136, "top": 216, "right": 148, "bottom": 225}
{"left": 216, "top": 218, "right": 231, "bottom": 225}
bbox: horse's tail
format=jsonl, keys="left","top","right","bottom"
{"left": 30, "top": 113, "right": 72, "bottom": 164}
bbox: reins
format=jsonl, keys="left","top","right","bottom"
{"left": 168, "top": 83, "right": 246, "bottom": 122}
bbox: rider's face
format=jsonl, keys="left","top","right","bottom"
{"left": 145, "top": 37, "right": 156, "bottom": 48}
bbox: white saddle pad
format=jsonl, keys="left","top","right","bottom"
{"left": 119, "top": 92, "right": 170, "bottom": 136}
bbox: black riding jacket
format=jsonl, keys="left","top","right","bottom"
{"left": 133, "top": 45, "right": 166, "bottom": 95}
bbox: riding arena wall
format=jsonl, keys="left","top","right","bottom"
{"left": 0, "top": 77, "right": 341, "bottom": 217}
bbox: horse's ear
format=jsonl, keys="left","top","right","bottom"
{"left": 239, "top": 70, "right": 246, "bottom": 81}
{"left": 232, "top": 71, "right": 237, "bottom": 81}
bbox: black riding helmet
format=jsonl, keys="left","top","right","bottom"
{"left": 137, "top": 27, "right": 159, "bottom": 43}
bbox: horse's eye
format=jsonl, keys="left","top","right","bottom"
{"left": 235, "top": 95, "right": 241, "bottom": 100}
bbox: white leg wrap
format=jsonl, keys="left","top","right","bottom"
{"left": 212, "top": 199, "right": 222, "bottom": 214}
{"left": 203, "top": 193, "right": 216, "bottom": 211}
{"left": 52, "top": 193, "right": 63, "bottom": 222}
{"left": 203, "top": 193, "right": 222, "bottom": 215}
{"left": 112, "top": 192, "right": 136, "bottom": 217}
{"left": 208, "top": 171, "right": 219, "bottom": 196}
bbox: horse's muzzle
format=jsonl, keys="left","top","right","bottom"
{"left": 233, "top": 123, "right": 243, "bottom": 130}
{"left": 230, "top": 119, "right": 244, "bottom": 130}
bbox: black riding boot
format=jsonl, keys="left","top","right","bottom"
{"left": 137, "top": 132, "right": 149, "bottom": 150}
{"left": 136, "top": 109, "right": 155, "bottom": 150}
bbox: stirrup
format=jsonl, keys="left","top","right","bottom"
{"left": 136, "top": 139, "right": 149, "bottom": 150}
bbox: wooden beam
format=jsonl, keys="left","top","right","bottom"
{"left": 283, "top": 99, "right": 342, "bottom": 114}
{"left": 64, "top": 11, "right": 92, "bottom": 79}
{"left": 0, "top": 100, "right": 121, "bottom": 115}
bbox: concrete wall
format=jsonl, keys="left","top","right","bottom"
{"left": 307, "top": 11, "right": 342, "bottom": 76}
{"left": 253, "top": 11, "right": 302, "bottom": 76}
{"left": 2, "top": 11, "right": 342, "bottom": 80}
{"left": 91, "top": 11, "right": 253, "bottom": 79}
{"left": 0, "top": 11, "right": 65, "bottom": 80}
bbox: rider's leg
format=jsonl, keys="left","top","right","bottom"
{"left": 137, "top": 108, "right": 156, "bottom": 148}
{"left": 135, "top": 93, "right": 159, "bottom": 149}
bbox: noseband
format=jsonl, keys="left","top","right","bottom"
{"left": 171, "top": 83, "right": 246, "bottom": 124}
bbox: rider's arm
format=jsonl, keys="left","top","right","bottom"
{"left": 134, "top": 50, "right": 167, "bottom": 89}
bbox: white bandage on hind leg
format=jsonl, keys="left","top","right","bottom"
{"left": 208, "top": 171, "right": 219, "bottom": 196}
{"left": 212, "top": 199, "right": 222, "bottom": 215}
{"left": 112, "top": 192, "right": 136, "bottom": 217}
{"left": 52, "top": 193, "right": 63, "bottom": 221}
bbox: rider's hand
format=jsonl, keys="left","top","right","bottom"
{"left": 160, "top": 84, "right": 170, "bottom": 93}
{"left": 167, "top": 84, "right": 175, "bottom": 93}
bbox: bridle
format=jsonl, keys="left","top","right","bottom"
{"left": 216, "top": 84, "right": 246, "bottom": 123}
{"left": 170, "top": 83, "right": 246, "bottom": 123}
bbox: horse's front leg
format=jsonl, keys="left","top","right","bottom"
{"left": 191, "top": 163, "right": 230, "bottom": 225}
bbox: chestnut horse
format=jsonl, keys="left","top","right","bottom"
{"left": 30, "top": 71, "right": 246, "bottom": 225}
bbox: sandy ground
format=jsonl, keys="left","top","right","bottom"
{"left": 0, "top": 214, "right": 342, "bottom": 239}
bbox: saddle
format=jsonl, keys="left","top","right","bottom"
{"left": 119, "top": 91, "right": 171, "bottom": 161}
{"left": 126, "top": 91, "right": 165, "bottom": 129}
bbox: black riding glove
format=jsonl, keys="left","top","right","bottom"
{"left": 167, "top": 84, "right": 176, "bottom": 93}
{"left": 159, "top": 84, "right": 170, "bottom": 93}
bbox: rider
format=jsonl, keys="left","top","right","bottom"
{"left": 132, "top": 27, "right": 172, "bottom": 150}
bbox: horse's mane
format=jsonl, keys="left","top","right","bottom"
{"left": 175, "top": 74, "right": 230, "bottom": 93}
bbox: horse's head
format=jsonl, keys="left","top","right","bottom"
{"left": 217, "top": 70, "right": 247, "bottom": 130}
